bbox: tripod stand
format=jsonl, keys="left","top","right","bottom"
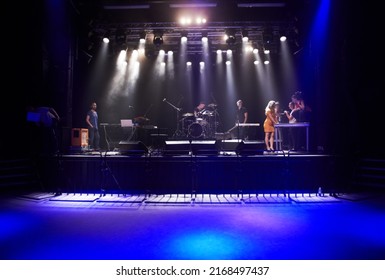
{"left": 163, "top": 98, "right": 184, "bottom": 138}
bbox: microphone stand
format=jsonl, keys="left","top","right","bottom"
{"left": 213, "top": 108, "right": 219, "bottom": 138}
{"left": 101, "top": 124, "right": 110, "bottom": 151}
{"left": 99, "top": 150, "right": 122, "bottom": 196}
{"left": 163, "top": 98, "right": 184, "bottom": 138}
{"left": 143, "top": 104, "right": 153, "bottom": 120}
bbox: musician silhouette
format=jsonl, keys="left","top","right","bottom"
{"left": 86, "top": 102, "right": 100, "bottom": 151}
{"left": 235, "top": 99, "right": 248, "bottom": 140}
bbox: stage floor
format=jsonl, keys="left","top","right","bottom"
{"left": 1, "top": 191, "right": 384, "bottom": 260}
{"left": 35, "top": 148, "right": 352, "bottom": 197}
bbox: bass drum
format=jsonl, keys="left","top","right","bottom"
{"left": 188, "top": 122, "right": 203, "bottom": 138}
{"left": 183, "top": 115, "right": 196, "bottom": 134}
{"left": 196, "top": 117, "right": 208, "bottom": 126}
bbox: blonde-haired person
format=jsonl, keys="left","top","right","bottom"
{"left": 263, "top": 100, "right": 279, "bottom": 151}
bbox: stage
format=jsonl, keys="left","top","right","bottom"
{"left": 35, "top": 141, "right": 351, "bottom": 197}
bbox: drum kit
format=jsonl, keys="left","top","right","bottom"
{"left": 181, "top": 103, "right": 218, "bottom": 138}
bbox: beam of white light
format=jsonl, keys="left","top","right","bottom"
{"left": 167, "top": 50, "right": 174, "bottom": 79}
{"left": 153, "top": 51, "right": 166, "bottom": 79}
{"left": 216, "top": 50, "right": 223, "bottom": 64}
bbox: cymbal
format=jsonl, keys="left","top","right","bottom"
{"left": 208, "top": 103, "right": 217, "bottom": 108}
{"left": 182, "top": 113, "right": 194, "bottom": 117}
{"left": 202, "top": 110, "right": 214, "bottom": 116}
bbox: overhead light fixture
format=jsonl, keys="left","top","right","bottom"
{"left": 139, "top": 31, "right": 146, "bottom": 43}
{"left": 181, "top": 31, "right": 188, "bottom": 42}
{"left": 153, "top": 31, "right": 164, "bottom": 46}
{"left": 179, "top": 16, "right": 207, "bottom": 25}
{"left": 279, "top": 29, "right": 287, "bottom": 42}
{"left": 241, "top": 30, "right": 249, "bottom": 42}
{"left": 201, "top": 31, "right": 208, "bottom": 42}
{"left": 101, "top": 30, "right": 111, "bottom": 44}
{"left": 225, "top": 29, "right": 236, "bottom": 45}
{"left": 153, "top": 35, "right": 163, "bottom": 45}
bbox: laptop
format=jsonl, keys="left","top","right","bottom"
{"left": 120, "top": 119, "right": 134, "bottom": 127}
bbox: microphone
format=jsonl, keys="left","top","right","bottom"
{"left": 163, "top": 98, "right": 166, "bottom": 102}
{"left": 128, "top": 105, "right": 134, "bottom": 108}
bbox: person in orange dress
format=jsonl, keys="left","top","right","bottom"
{"left": 263, "top": 100, "right": 279, "bottom": 151}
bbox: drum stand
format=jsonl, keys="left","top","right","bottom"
{"left": 163, "top": 98, "right": 185, "bottom": 138}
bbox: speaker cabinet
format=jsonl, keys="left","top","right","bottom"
{"left": 238, "top": 140, "right": 265, "bottom": 155}
{"left": 191, "top": 140, "right": 217, "bottom": 155}
{"left": 218, "top": 139, "right": 243, "bottom": 152}
{"left": 119, "top": 141, "right": 148, "bottom": 155}
{"left": 163, "top": 140, "right": 191, "bottom": 156}
{"left": 71, "top": 128, "right": 88, "bottom": 147}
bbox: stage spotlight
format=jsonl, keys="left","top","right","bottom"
{"left": 181, "top": 31, "right": 188, "bottom": 42}
{"left": 153, "top": 31, "right": 164, "bottom": 46}
{"left": 153, "top": 36, "right": 163, "bottom": 45}
{"left": 225, "top": 29, "right": 236, "bottom": 45}
{"left": 139, "top": 31, "right": 146, "bottom": 43}
{"left": 201, "top": 31, "right": 208, "bottom": 42}
{"left": 102, "top": 30, "right": 111, "bottom": 44}
{"left": 242, "top": 30, "right": 249, "bottom": 42}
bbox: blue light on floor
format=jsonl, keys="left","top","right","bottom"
{"left": 0, "top": 211, "right": 37, "bottom": 240}
{"left": 165, "top": 230, "right": 259, "bottom": 260}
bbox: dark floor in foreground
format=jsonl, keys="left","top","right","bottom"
{"left": 1, "top": 191, "right": 385, "bottom": 260}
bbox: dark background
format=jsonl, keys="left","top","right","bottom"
{"left": 3, "top": 0, "right": 382, "bottom": 158}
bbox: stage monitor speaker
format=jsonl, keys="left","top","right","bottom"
{"left": 238, "top": 140, "right": 265, "bottom": 155}
{"left": 214, "top": 132, "right": 231, "bottom": 140}
{"left": 191, "top": 140, "right": 217, "bottom": 155}
{"left": 119, "top": 141, "right": 148, "bottom": 155}
{"left": 218, "top": 139, "right": 243, "bottom": 153}
{"left": 163, "top": 140, "right": 191, "bottom": 156}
